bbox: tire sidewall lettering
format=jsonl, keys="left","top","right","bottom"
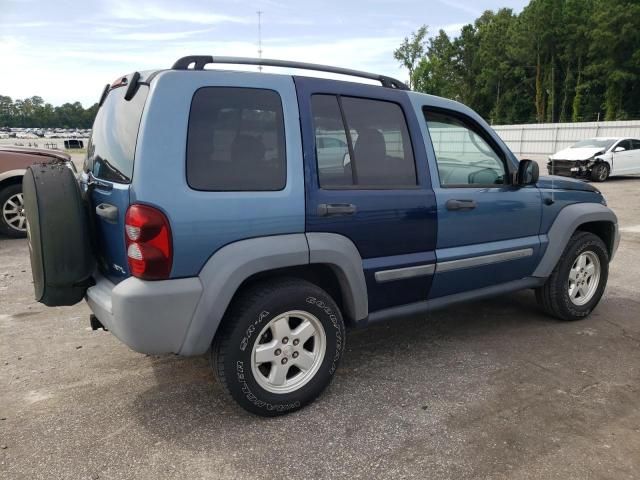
{"left": 239, "top": 310, "right": 270, "bottom": 352}
{"left": 230, "top": 292, "right": 345, "bottom": 414}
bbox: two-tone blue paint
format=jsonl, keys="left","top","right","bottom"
{"left": 295, "top": 77, "right": 438, "bottom": 312}
{"left": 93, "top": 70, "right": 307, "bottom": 280}
{"left": 407, "top": 92, "right": 545, "bottom": 298}
{"left": 88, "top": 68, "right": 610, "bottom": 317}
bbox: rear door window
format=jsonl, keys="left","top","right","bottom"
{"left": 311, "top": 94, "right": 417, "bottom": 188}
{"left": 311, "top": 95, "right": 351, "bottom": 187}
{"left": 186, "top": 87, "right": 286, "bottom": 191}
{"left": 87, "top": 85, "right": 149, "bottom": 183}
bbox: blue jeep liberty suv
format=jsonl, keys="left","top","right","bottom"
{"left": 23, "top": 56, "right": 619, "bottom": 416}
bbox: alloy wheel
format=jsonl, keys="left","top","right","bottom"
{"left": 568, "top": 251, "right": 601, "bottom": 306}
{"left": 2, "top": 193, "right": 26, "bottom": 233}
{"left": 251, "top": 310, "right": 327, "bottom": 394}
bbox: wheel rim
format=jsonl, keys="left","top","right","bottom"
{"left": 568, "top": 251, "right": 601, "bottom": 306}
{"left": 251, "top": 310, "right": 326, "bottom": 394}
{"left": 2, "top": 193, "right": 26, "bottom": 232}
{"left": 599, "top": 166, "right": 607, "bottom": 180}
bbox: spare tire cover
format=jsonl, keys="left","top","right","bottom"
{"left": 23, "top": 163, "right": 95, "bottom": 306}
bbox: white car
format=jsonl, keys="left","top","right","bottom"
{"left": 548, "top": 137, "right": 640, "bottom": 182}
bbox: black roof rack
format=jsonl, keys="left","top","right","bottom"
{"left": 171, "top": 55, "right": 409, "bottom": 90}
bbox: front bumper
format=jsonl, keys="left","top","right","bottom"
{"left": 547, "top": 160, "right": 591, "bottom": 177}
{"left": 86, "top": 272, "right": 202, "bottom": 354}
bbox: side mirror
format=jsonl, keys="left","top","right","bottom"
{"left": 517, "top": 159, "right": 539, "bottom": 186}
{"left": 614, "top": 146, "right": 626, "bottom": 153}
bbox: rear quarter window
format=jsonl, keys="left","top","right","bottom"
{"left": 87, "top": 85, "right": 149, "bottom": 183}
{"left": 186, "top": 87, "right": 286, "bottom": 191}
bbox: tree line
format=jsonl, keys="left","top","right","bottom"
{"left": 394, "top": 0, "right": 640, "bottom": 124}
{"left": 0, "top": 95, "right": 98, "bottom": 129}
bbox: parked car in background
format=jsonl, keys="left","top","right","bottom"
{"left": 548, "top": 137, "right": 640, "bottom": 181}
{"left": 316, "top": 135, "right": 349, "bottom": 173}
{"left": 24, "top": 57, "right": 618, "bottom": 416}
{"left": 0, "top": 146, "right": 74, "bottom": 237}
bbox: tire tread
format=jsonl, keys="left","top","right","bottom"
{"left": 536, "top": 231, "right": 608, "bottom": 321}
{"left": 211, "top": 277, "right": 341, "bottom": 415}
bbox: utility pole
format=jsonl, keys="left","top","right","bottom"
{"left": 551, "top": 65, "right": 555, "bottom": 123}
{"left": 257, "top": 11, "right": 263, "bottom": 72}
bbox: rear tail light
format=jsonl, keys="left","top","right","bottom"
{"left": 125, "top": 204, "right": 173, "bottom": 280}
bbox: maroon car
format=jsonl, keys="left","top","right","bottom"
{"left": 0, "top": 146, "right": 75, "bottom": 237}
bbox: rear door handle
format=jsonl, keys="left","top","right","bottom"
{"left": 96, "top": 203, "right": 118, "bottom": 223}
{"left": 446, "top": 199, "right": 477, "bottom": 211}
{"left": 317, "top": 203, "right": 357, "bottom": 216}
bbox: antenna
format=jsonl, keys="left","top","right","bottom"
{"left": 257, "top": 10, "right": 263, "bottom": 72}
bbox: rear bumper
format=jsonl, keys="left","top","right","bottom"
{"left": 86, "top": 272, "right": 202, "bottom": 355}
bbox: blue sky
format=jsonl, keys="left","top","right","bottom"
{"left": 0, "top": 0, "right": 529, "bottom": 106}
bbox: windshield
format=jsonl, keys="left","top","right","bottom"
{"left": 571, "top": 138, "right": 615, "bottom": 150}
{"left": 85, "top": 84, "right": 149, "bottom": 183}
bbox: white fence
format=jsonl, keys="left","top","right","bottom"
{"left": 493, "top": 120, "right": 640, "bottom": 158}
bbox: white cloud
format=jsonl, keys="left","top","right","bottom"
{"left": 107, "top": 1, "right": 251, "bottom": 25}
{"left": 1, "top": 0, "right": 520, "bottom": 106}
{"left": 2, "top": 21, "right": 50, "bottom": 28}
{"left": 434, "top": 0, "right": 481, "bottom": 16}
{"left": 115, "top": 29, "right": 213, "bottom": 41}
{"left": 0, "top": 34, "right": 408, "bottom": 106}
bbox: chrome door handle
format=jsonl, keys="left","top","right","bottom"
{"left": 317, "top": 203, "right": 357, "bottom": 216}
{"left": 446, "top": 199, "right": 476, "bottom": 211}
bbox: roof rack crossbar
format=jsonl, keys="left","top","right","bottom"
{"left": 171, "top": 55, "right": 409, "bottom": 90}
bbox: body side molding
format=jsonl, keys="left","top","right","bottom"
{"left": 367, "top": 277, "right": 545, "bottom": 324}
{"left": 375, "top": 264, "right": 435, "bottom": 283}
{"left": 533, "top": 203, "right": 619, "bottom": 278}
{"left": 436, "top": 248, "right": 533, "bottom": 273}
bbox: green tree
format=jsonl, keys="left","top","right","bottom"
{"left": 414, "top": 30, "right": 458, "bottom": 99}
{"left": 394, "top": 0, "right": 640, "bottom": 124}
{"left": 393, "top": 25, "right": 428, "bottom": 89}
{"left": 587, "top": 0, "right": 640, "bottom": 120}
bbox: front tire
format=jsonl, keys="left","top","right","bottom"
{"left": 212, "top": 278, "right": 346, "bottom": 416}
{"left": 590, "top": 162, "right": 609, "bottom": 182}
{"left": 536, "top": 231, "right": 609, "bottom": 321}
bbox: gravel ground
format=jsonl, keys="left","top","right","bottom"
{"left": 1, "top": 176, "right": 639, "bottom": 480}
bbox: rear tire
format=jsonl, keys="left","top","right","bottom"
{"left": 590, "top": 163, "right": 609, "bottom": 182}
{"left": 0, "top": 184, "right": 27, "bottom": 238}
{"left": 536, "top": 231, "right": 609, "bottom": 321}
{"left": 212, "top": 278, "right": 346, "bottom": 416}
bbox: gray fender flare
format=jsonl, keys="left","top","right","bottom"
{"left": 533, "top": 203, "right": 619, "bottom": 278}
{"left": 306, "top": 232, "right": 368, "bottom": 324}
{"left": 178, "top": 233, "right": 368, "bottom": 356}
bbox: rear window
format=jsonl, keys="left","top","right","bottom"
{"left": 186, "top": 87, "right": 286, "bottom": 191}
{"left": 86, "top": 85, "right": 149, "bottom": 183}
